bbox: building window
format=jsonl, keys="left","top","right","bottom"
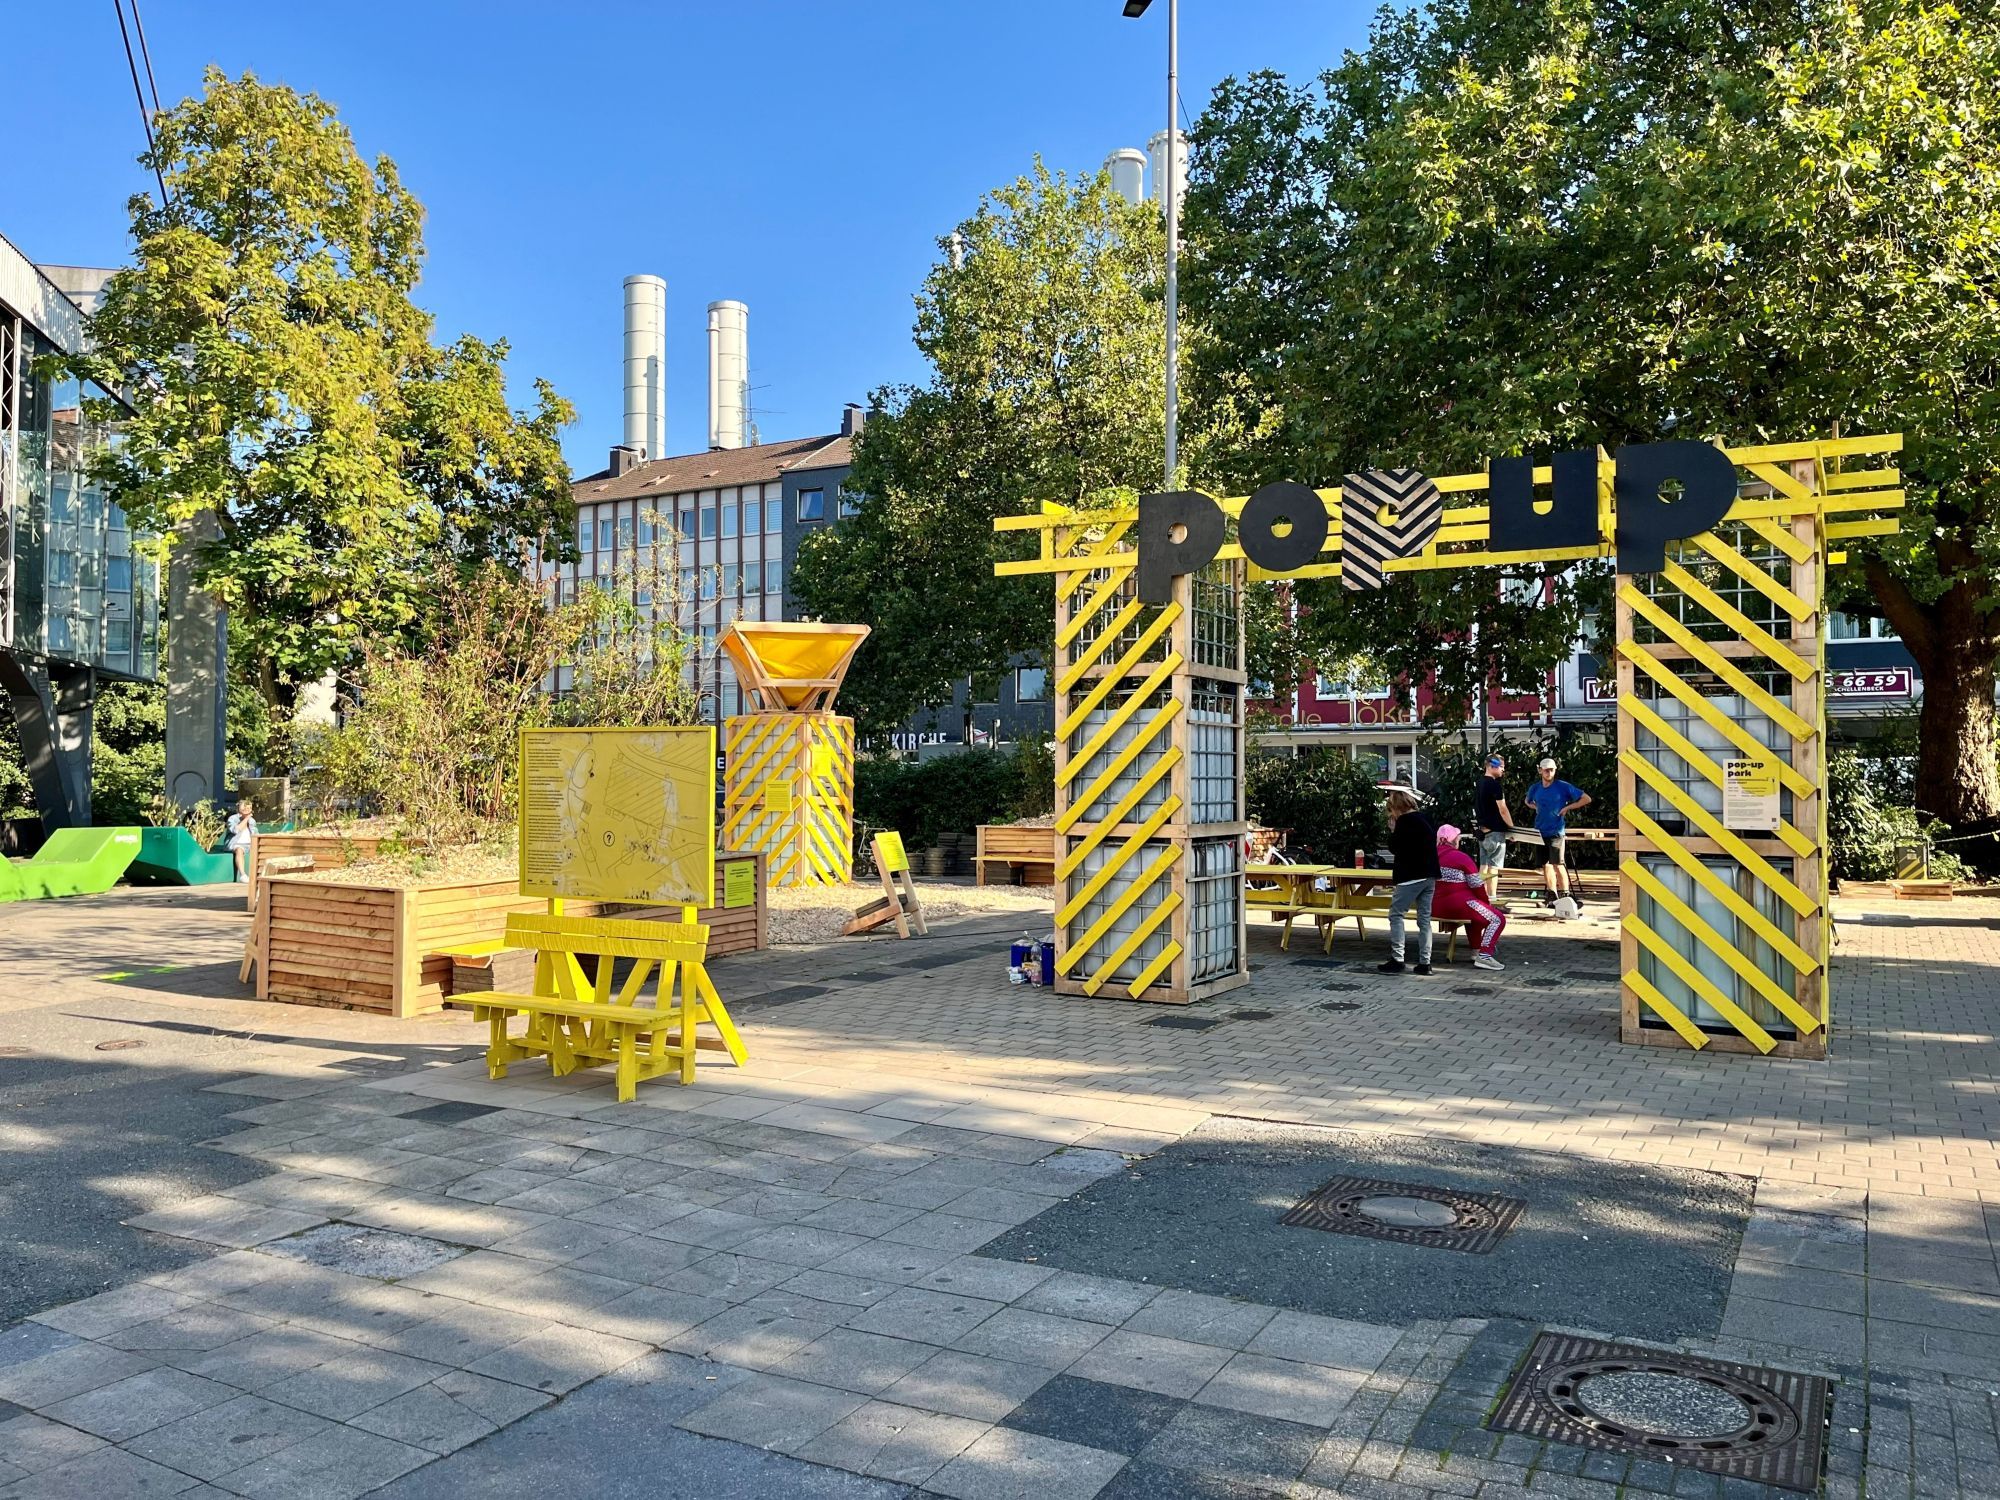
{"left": 1828, "top": 612, "right": 1899, "bottom": 641}
{"left": 616, "top": 514, "right": 634, "bottom": 549}
{"left": 107, "top": 556, "right": 133, "bottom": 591}
{"left": 797, "top": 488, "right": 825, "bottom": 521}
{"left": 700, "top": 505, "right": 716, "bottom": 540}
{"left": 723, "top": 563, "right": 741, "bottom": 597}
{"left": 765, "top": 496, "right": 782, "bottom": 533}
{"left": 721, "top": 493, "right": 739, "bottom": 539}
{"left": 837, "top": 486, "right": 862, "bottom": 519}
{"left": 700, "top": 570, "right": 717, "bottom": 602}
{"left": 679, "top": 500, "right": 695, "bottom": 537}
{"left": 578, "top": 513, "right": 594, "bottom": 552}
{"left": 1016, "top": 666, "right": 1048, "bottom": 702}
{"left": 637, "top": 514, "right": 654, "bottom": 546}
{"left": 765, "top": 559, "right": 783, "bottom": 595}
{"left": 598, "top": 518, "right": 614, "bottom": 550}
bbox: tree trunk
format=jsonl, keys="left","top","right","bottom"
{"left": 1912, "top": 624, "right": 2000, "bottom": 829}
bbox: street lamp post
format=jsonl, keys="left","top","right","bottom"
{"left": 1124, "top": 0, "right": 1178, "bottom": 490}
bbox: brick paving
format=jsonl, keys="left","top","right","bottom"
{"left": 2, "top": 886, "right": 1999, "bottom": 1496}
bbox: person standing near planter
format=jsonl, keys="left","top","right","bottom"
{"left": 1474, "top": 753, "right": 1514, "bottom": 894}
{"left": 1523, "top": 757, "right": 1592, "bottom": 916}
{"left": 226, "top": 799, "right": 258, "bottom": 882}
{"left": 1378, "top": 788, "right": 1440, "bottom": 976}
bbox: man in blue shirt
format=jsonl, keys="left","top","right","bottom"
{"left": 1523, "top": 757, "right": 1592, "bottom": 915}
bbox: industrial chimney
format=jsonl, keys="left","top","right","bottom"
{"left": 707, "top": 299, "right": 749, "bottom": 451}
{"left": 622, "top": 274, "right": 666, "bottom": 461}
{"left": 1147, "top": 129, "right": 1187, "bottom": 215}
{"left": 1104, "top": 148, "right": 1146, "bottom": 206}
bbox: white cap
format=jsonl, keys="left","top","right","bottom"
{"left": 1537, "top": 758, "right": 1557, "bottom": 771}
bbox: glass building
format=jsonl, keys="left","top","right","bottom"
{"left": 1, "top": 233, "right": 159, "bottom": 829}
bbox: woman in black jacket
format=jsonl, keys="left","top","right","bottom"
{"left": 1379, "top": 788, "right": 1440, "bottom": 976}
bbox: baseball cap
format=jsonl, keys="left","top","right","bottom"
{"left": 1435, "top": 824, "right": 1462, "bottom": 844}
{"left": 1485, "top": 755, "right": 1503, "bottom": 768}
{"left": 1537, "top": 757, "right": 1557, "bottom": 771}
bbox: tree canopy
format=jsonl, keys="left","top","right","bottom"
{"left": 1186, "top": 0, "right": 2000, "bottom": 820}
{"left": 789, "top": 163, "right": 1171, "bottom": 739}
{"left": 69, "top": 69, "right": 576, "bottom": 717}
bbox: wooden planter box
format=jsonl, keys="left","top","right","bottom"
{"left": 975, "top": 824, "right": 1057, "bottom": 887}
{"left": 254, "top": 851, "right": 766, "bottom": 1018}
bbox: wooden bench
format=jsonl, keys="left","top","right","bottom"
{"left": 975, "top": 824, "right": 1056, "bottom": 887}
{"left": 460, "top": 913, "right": 746, "bottom": 1102}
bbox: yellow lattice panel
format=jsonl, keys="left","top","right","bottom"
{"left": 724, "top": 712, "right": 854, "bottom": 889}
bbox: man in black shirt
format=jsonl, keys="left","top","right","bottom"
{"left": 1474, "top": 754, "right": 1514, "bottom": 890}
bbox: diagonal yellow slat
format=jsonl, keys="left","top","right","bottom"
{"left": 1622, "top": 804, "right": 1820, "bottom": 975}
{"left": 1057, "top": 797, "right": 1181, "bottom": 927}
{"left": 723, "top": 718, "right": 792, "bottom": 812}
{"left": 1624, "top": 911, "right": 1778, "bottom": 1054}
{"left": 1126, "top": 940, "right": 1184, "bottom": 1000}
{"left": 1057, "top": 752, "right": 1182, "bottom": 880}
{"left": 1622, "top": 646, "right": 1815, "bottom": 798}
{"left": 1086, "top": 895, "right": 1183, "bottom": 997}
{"left": 1744, "top": 461, "right": 1818, "bottom": 508}
{"left": 1621, "top": 586, "right": 1814, "bottom": 739}
{"left": 1059, "top": 843, "right": 1182, "bottom": 976}
{"left": 1621, "top": 749, "right": 1816, "bottom": 916}
{"left": 1056, "top": 701, "right": 1182, "bottom": 835}
{"left": 1058, "top": 599, "right": 1149, "bottom": 694}
{"left": 1626, "top": 860, "right": 1821, "bottom": 1034}
{"left": 1621, "top": 695, "right": 1726, "bottom": 792}
{"left": 1058, "top": 570, "right": 1131, "bottom": 649}
{"left": 1057, "top": 617, "right": 1183, "bottom": 739}
{"left": 1689, "top": 532, "right": 1813, "bottom": 622}
{"left": 1059, "top": 655, "right": 1181, "bottom": 789}
{"left": 1624, "top": 968, "right": 1710, "bottom": 1050}
{"left": 1740, "top": 515, "right": 1813, "bottom": 565}
{"left": 1076, "top": 519, "right": 1134, "bottom": 563}
{"left": 1656, "top": 564, "right": 1813, "bottom": 679}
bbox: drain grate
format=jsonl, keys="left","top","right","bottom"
{"left": 1318, "top": 1002, "right": 1362, "bottom": 1012}
{"left": 1228, "top": 1009, "right": 1275, "bottom": 1021}
{"left": 1146, "top": 1013, "right": 1222, "bottom": 1030}
{"left": 400, "top": 1101, "right": 501, "bottom": 1127}
{"left": 1454, "top": 985, "right": 1494, "bottom": 995}
{"left": 1488, "top": 1332, "right": 1828, "bottom": 1491}
{"left": 1281, "top": 1175, "right": 1525, "bottom": 1254}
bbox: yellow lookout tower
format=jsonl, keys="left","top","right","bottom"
{"left": 718, "top": 622, "right": 869, "bottom": 888}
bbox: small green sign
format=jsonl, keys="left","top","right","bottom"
{"left": 724, "top": 859, "right": 757, "bottom": 909}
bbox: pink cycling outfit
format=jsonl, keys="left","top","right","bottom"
{"left": 1434, "top": 845, "right": 1506, "bottom": 956}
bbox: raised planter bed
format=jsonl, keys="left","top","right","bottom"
{"left": 975, "top": 824, "right": 1056, "bottom": 887}
{"left": 254, "top": 850, "right": 766, "bottom": 1018}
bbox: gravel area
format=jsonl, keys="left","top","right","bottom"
{"left": 769, "top": 879, "right": 1052, "bottom": 945}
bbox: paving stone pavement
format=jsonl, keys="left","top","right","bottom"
{"left": 4, "top": 887, "right": 2000, "bottom": 1495}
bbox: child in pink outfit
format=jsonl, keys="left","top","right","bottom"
{"left": 1433, "top": 824, "right": 1508, "bottom": 971}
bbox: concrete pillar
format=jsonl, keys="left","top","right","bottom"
{"left": 164, "top": 515, "right": 228, "bottom": 810}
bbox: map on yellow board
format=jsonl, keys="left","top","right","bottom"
{"left": 519, "top": 727, "right": 716, "bottom": 906}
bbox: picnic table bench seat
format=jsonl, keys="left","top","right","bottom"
{"left": 456, "top": 912, "right": 746, "bottom": 1102}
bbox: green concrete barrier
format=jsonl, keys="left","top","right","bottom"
{"left": 128, "top": 826, "right": 237, "bottom": 886}
{"left": 14, "top": 827, "right": 143, "bottom": 899}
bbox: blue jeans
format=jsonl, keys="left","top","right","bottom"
{"left": 1388, "top": 878, "right": 1435, "bottom": 964}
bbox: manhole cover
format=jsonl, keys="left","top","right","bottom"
{"left": 95, "top": 1039, "right": 144, "bottom": 1051}
{"left": 262, "top": 1223, "right": 469, "bottom": 1280}
{"left": 1146, "top": 1014, "right": 1222, "bottom": 1030}
{"left": 1318, "top": 1001, "right": 1362, "bottom": 1012}
{"left": 1228, "top": 1009, "right": 1275, "bottom": 1021}
{"left": 1488, "top": 1332, "right": 1828, "bottom": 1491}
{"left": 1281, "top": 1175, "right": 1525, "bottom": 1254}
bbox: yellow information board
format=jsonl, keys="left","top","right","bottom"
{"left": 875, "top": 830, "right": 909, "bottom": 874}
{"left": 723, "top": 860, "right": 757, "bottom": 909}
{"left": 519, "top": 727, "right": 716, "bottom": 906}
{"left": 765, "top": 780, "right": 795, "bottom": 815}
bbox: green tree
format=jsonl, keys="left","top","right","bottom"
{"left": 66, "top": 69, "right": 576, "bottom": 724}
{"left": 1185, "top": 0, "right": 2000, "bottom": 825}
{"left": 790, "top": 163, "right": 1171, "bottom": 739}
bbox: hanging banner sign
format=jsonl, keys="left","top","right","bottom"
{"left": 1723, "top": 757, "right": 1782, "bottom": 832}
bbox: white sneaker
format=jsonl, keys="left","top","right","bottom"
{"left": 1473, "top": 953, "right": 1505, "bottom": 972}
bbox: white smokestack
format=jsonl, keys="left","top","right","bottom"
{"left": 707, "top": 299, "right": 748, "bottom": 451}
{"left": 622, "top": 274, "right": 666, "bottom": 460}
{"left": 1104, "top": 148, "right": 1146, "bottom": 207}
{"left": 1147, "top": 129, "right": 1187, "bottom": 215}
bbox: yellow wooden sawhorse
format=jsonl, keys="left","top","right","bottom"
{"left": 465, "top": 912, "right": 746, "bottom": 1103}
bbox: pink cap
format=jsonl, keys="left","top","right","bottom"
{"left": 1435, "top": 824, "right": 1461, "bottom": 844}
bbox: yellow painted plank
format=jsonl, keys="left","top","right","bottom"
{"left": 1057, "top": 570, "right": 1131, "bottom": 649}
{"left": 1059, "top": 656, "right": 1181, "bottom": 789}
{"left": 1057, "top": 755, "right": 1182, "bottom": 880}
{"left": 998, "top": 554, "right": 1135, "bottom": 579}
{"left": 1688, "top": 533, "right": 1813, "bottom": 622}
{"left": 1826, "top": 518, "right": 1902, "bottom": 539}
{"left": 1624, "top": 911, "right": 1778, "bottom": 1054}
{"left": 1623, "top": 804, "right": 1820, "bottom": 975}
{"left": 1057, "top": 599, "right": 1149, "bottom": 694}
{"left": 1744, "top": 461, "right": 1819, "bottom": 508}
{"left": 1621, "top": 750, "right": 1817, "bottom": 916}
{"left": 1626, "top": 860, "right": 1821, "bottom": 1034}
{"left": 1620, "top": 696, "right": 1726, "bottom": 790}
{"left": 1055, "top": 701, "right": 1182, "bottom": 835}
{"left": 1057, "top": 798, "right": 1181, "bottom": 927}
{"left": 1622, "top": 646, "right": 1815, "bottom": 798}
{"left": 1740, "top": 516, "right": 1813, "bottom": 565}
{"left": 1056, "top": 615, "right": 1183, "bottom": 738}
{"left": 1624, "top": 967, "right": 1710, "bottom": 1050}
{"left": 1126, "top": 939, "right": 1184, "bottom": 1000}
{"left": 1084, "top": 894, "right": 1183, "bottom": 997}
{"left": 1656, "top": 564, "right": 1814, "bottom": 679}
{"left": 1059, "top": 844, "right": 1182, "bottom": 976}
{"left": 1823, "top": 466, "right": 1900, "bottom": 492}
{"left": 1620, "top": 585, "right": 1814, "bottom": 737}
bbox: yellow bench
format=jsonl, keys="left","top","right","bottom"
{"left": 462, "top": 913, "right": 746, "bottom": 1103}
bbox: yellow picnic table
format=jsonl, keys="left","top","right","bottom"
{"left": 1246, "top": 865, "right": 1476, "bottom": 957}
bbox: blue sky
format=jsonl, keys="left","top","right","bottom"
{"left": 2, "top": 1, "right": 1371, "bottom": 470}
